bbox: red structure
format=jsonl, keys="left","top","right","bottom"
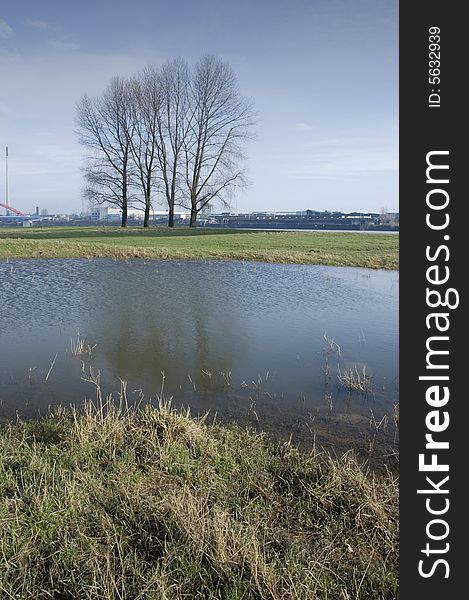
{"left": 0, "top": 202, "right": 27, "bottom": 216}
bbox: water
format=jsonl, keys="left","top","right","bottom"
{"left": 0, "top": 259, "right": 398, "bottom": 453}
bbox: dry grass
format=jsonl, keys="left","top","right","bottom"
{"left": 338, "top": 365, "right": 373, "bottom": 393}
{"left": 70, "top": 331, "right": 97, "bottom": 357}
{"left": 0, "top": 397, "right": 398, "bottom": 599}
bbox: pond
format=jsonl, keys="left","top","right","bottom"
{"left": 0, "top": 259, "right": 398, "bottom": 456}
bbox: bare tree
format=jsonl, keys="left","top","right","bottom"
{"left": 153, "top": 59, "right": 191, "bottom": 227}
{"left": 128, "top": 60, "right": 191, "bottom": 228}
{"left": 183, "top": 55, "right": 255, "bottom": 227}
{"left": 76, "top": 77, "right": 136, "bottom": 227}
{"left": 77, "top": 56, "right": 254, "bottom": 228}
{"left": 128, "top": 70, "right": 161, "bottom": 227}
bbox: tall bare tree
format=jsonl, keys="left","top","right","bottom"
{"left": 128, "top": 60, "right": 191, "bottom": 228}
{"left": 183, "top": 55, "right": 255, "bottom": 227}
{"left": 153, "top": 59, "right": 191, "bottom": 227}
{"left": 76, "top": 76, "right": 136, "bottom": 227}
{"left": 77, "top": 56, "right": 254, "bottom": 228}
{"left": 128, "top": 70, "right": 160, "bottom": 227}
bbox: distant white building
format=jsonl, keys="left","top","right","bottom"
{"left": 90, "top": 206, "right": 191, "bottom": 221}
{"left": 90, "top": 206, "right": 112, "bottom": 220}
{"left": 148, "top": 209, "right": 191, "bottom": 221}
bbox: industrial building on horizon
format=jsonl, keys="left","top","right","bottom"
{"left": 1, "top": 202, "right": 399, "bottom": 230}
{"left": 85, "top": 205, "right": 399, "bottom": 231}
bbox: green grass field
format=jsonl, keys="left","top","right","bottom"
{"left": 0, "top": 226, "right": 399, "bottom": 269}
{"left": 0, "top": 400, "right": 398, "bottom": 599}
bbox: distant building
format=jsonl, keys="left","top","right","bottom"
{"left": 90, "top": 206, "right": 111, "bottom": 220}
{"left": 198, "top": 209, "right": 397, "bottom": 231}
{"left": 90, "top": 206, "right": 191, "bottom": 221}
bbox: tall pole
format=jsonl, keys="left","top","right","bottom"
{"left": 5, "top": 146, "right": 9, "bottom": 216}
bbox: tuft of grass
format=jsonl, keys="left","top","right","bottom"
{"left": 0, "top": 398, "right": 398, "bottom": 599}
{"left": 70, "top": 330, "right": 97, "bottom": 357}
{"left": 338, "top": 365, "right": 373, "bottom": 393}
{"left": 0, "top": 227, "right": 399, "bottom": 269}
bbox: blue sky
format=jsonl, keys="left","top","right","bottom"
{"left": 0, "top": 0, "right": 397, "bottom": 215}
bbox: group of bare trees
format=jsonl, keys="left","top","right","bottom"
{"left": 76, "top": 55, "right": 255, "bottom": 227}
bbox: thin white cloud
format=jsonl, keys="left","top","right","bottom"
{"left": 260, "top": 132, "right": 397, "bottom": 182}
{"left": 295, "top": 122, "right": 315, "bottom": 131}
{"left": 282, "top": 146, "right": 398, "bottom": 180}
{"left": 48, "top": 39, "right": 80, "bottom": 52}
{"left": 0, "top": 47, "right": 20, "bottom": 64}
{"left": 25, "top": 19, "right": 61, "bottom": 32}
{"left": 0, "top": 18, "right": 14, "bottom": 39}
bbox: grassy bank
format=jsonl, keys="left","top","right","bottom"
{"left": 0, "top": 400, "right": 398, "bottom": 599}
{"left": 0, "top": 227, "right": 399, "bottom": 269}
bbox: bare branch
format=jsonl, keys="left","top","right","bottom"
{"left": 183, "top": 55, "right": 256, "bottom": 226}
{"left": 76, "top": 77, "right": 138, "bottom": 227}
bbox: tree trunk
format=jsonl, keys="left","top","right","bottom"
{"left": 189, "top": 207, "right": 197, "bottom": 227}
{"left": 168, "top": 203, "right": 175, "bottom": 228}
{"left": 144, "top": 194, "right": 150, "bottom": 228}
{"left": 121, "top": 203, "right": 128, "bottom": 228}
